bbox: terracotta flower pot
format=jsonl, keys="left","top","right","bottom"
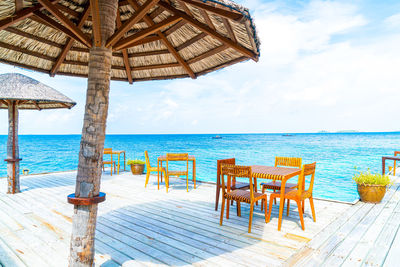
{"left": 130, "top": 164, "right": 145, "bottom": 175}
{"left": 357, "top": 184, "right": 387, "bottom": 203}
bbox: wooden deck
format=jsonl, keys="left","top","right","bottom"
{"left": 0, "top": 170, "right": 364, "bottom": 266}
{"left": 287, "top": 176, "right": 400, "bottom": 266}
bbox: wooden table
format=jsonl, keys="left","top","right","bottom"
{"left": 158, "top": 155, "right": 196, "bottom": 188}
{"left": 251, "top": 165, "right": 301, "bottom": 231}
{"left": 111, "top": 150, "right": 126, "bottom": 175}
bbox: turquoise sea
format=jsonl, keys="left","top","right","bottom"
{"left": 0, "top": 132, "right": 398, "bottom": 202}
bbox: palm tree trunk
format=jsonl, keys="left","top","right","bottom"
{"left": 7, "top": 101, "right": 20, "bottom": 194}
{"left": 69, "top": 0, "right": 118, "bottom": 266}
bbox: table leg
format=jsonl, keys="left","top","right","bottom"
{"left": 193, "top": 159, "right": 196, "bottom": 189}
{"left": 254, "top": 177, "right": 258, "bottom": 206}
{"left": 161, "top": 161, "right": 163, "bottom": 183}
{"left": 382, "top": 157, "right": 386, "bottom": 175}
{"left": 124, "top": 152, "right": 126, "bottom": 171}
{"left": 117, "top": 153, "right": 121, "bottom": 175}
{"left": 278, "top": 179, "right": 286, "bottom": 231}
{"left": 157, "top": 160, "right": 160, "bottom": 190}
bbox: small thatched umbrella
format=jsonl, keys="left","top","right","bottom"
{"left": 0, "top": 73, "right": 76, "bottom": 194}
{"left": 0, "top": 0, "right": 260, "bottom": 265}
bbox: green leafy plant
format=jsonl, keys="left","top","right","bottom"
{"left": 127, "top": 159, "right": 145, "bottom": 165}
{"left": 353, "top": 168, "right": 393, "bottom": 186}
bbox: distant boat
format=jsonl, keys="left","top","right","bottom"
{"left": 212, "top": 135, "right": 222, "bottom": 139}
{"left": 282, "top": 134, "right": 293, "bottom": 137}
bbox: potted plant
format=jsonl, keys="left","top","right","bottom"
{"left": 127, "top": 159, "right": 145, "bottom": 175}
{"left": 353, "top": 169, "right": 393, "bottom": 203}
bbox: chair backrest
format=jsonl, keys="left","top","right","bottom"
{"left": 104, "top": 148, "right": 112, "bottom": 154}
{"left": 220, "top": 164, "right": 253, "bottom": 200}
{"left": 297, "top": 162, "right": 317, "bottom": 196}
{"left": 166, "top": 153, "right": 189, "bottom": 161}
{"left": 103, "top": 148, "right": 113, "bottom": 161}
{"left": 217, "top": 158, "right": 235, "bottom": 185}
{"left": 144, "top": 150, "right": 151, "bottom": 168}
{"left": 166, "top": 153, "right": 189, "bottom": 172}
{"left": 275, "top": 157, "right": 302, "bottom": 168}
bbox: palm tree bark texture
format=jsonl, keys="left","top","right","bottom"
{"left": 69, "top": 0, "right": 118, "bottom": 266}
{"left": 7, "top": 101, "right": 20, "bottom": 194}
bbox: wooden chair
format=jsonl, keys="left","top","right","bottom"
{"left": 215, "top": 158, "right": 250, "bottom": 211}
{"left": 219, "top": 164, "right": 267, "bottom": 233}
{"left": 102, "top": 148, "right": 116, "bottom": 176}
{"left": 260, "top": 156, "right": 302, "bottom": 210}
{"left": 166, "top": 153, "right": 190, "bottom": 192}
{"left": 144, "top": 151, "right": 168, "bottom": 192}
{"left": 266, "top": 162, "right": 317, "bottom": 230}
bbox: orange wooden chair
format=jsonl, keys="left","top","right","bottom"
{"left": 102, "top": 148, "right": 116, "bottom": 175}
{"left": 266, "top": 162, "right": 317, "bottom": 230}
{"left": 144, "top": 151, "right": 168, "bottom": 192}
{"left": 260, "top": 156, "right": 302, "bottom": 210}
{"left": 166, "top": 153, "right": 190, "bottom": 192}
{"left": 219, "top": 164, "right": 267, "bottom": 233}
{"left": 215, "top": 158, "right": 250, "bottom": 211}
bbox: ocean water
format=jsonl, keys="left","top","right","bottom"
{"left": 0, "top": 132, "right": 398, "bottom": 202}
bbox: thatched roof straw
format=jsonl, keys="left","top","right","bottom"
{"left": 0, "top": 73, "right": 76, "bottom": 109}
{"left": 0, "top": 0, "right": 260, "bottom": 83}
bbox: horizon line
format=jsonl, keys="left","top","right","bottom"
{"left": 2, "top": 130, "right": 400, "bottom": 136}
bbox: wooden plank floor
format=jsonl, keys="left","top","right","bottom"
{"left": 0, "top": 170, "right": 352, "bottom": 266}
{"left": 287, "top": 176, "right": 400, "bottom": 266}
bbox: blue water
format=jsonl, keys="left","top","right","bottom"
{"left": 0, "top": 133, "right": 398, "bottom": 202}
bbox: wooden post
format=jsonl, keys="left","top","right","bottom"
{"left": 6, "top": 101, "right": 20, "bottom": 194}
{"left": 68, "top": 0, "right": 118, "bottom": 266}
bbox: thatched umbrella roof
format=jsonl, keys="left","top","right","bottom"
{"left": 0, "top": 0, "right": 260, "bottom": 83}
{"left": 0, "top": 73, "right": 76, "bottom": 109}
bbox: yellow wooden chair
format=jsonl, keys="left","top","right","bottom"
{"left": 166, "top": 153, "right": 190, "bottom": 192}
{"left": 102, "top": 148, "right": 116, "bottom": 175}
{"left": 144, "top": 151, "right": 168, "bottom": 192}
{"left": 260, "top": 156, "right": 302, "bottom": 210}
{"left": 219, "top": 164, "right": 267, "bottom": 233}
{"left": 267, "top": 162, "right": 317, "bottom": 230}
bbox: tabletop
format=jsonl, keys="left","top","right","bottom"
{"left": 111, "top": 150, "right": 125, "bottom": 154}
{"left": 251, "top": 165, "right": 301, "bottom": 180}
{"left": 158, "top": 155, "right": 196, "bottom": 161}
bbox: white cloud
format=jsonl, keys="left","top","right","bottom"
{"left": 0, "top": 1, "right": 399, "bottom": 134}
{"left": 384, "top": 13, "right": 400, "bottom": 28}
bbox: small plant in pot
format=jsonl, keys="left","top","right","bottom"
{"left": 353, "top": 169, "right": 393, "bottom": 203}
{"left": 127, "top": 159, "right": 145, "bottom": 175}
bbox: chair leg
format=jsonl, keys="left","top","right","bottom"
{"left": 226, "top": 198, "right": 230, "bottom": 219}
{"left": 236, "top": 201, "right": 241, "bottom": 217}
{"left": 297, "top": 200, "right": 305, "bottom": 230}
{"left": 287, "top": 199, "right": 290, "bottom": 216}
{"left": 273, "top": 189, "right": 277, "bottom": 204}
{"left": 110, "top": 164, "right": 112, "bottom": 176}
{"left": 215, "top": 185, "right": 221, "bottom": 211}
{"left": 264, "top": 198, "right": 268, "bottom": 223}
{"left": 186, "top": 174, "right": 189, "bottom": 192}
{"left": 114, "top": 163, "right": 116, "bottom": 174}
{"left": 157, "top": 171, "right": 160, "bottom": 190}
{"left": 220, "top": 196, "right": 225, "bottom": 226}
{"left": 261, "top": 186, "right": 265, "bottom": 211}
{"left": 267, "top": 195, "right": 274, "bottom": 222}
{"left": 302, "top": 200, "right": 305, "bottom": 213}
{"left": 248, "top": 203, "right": 254, "bottom": 233}
{"left": 309, "top": 197, "right": 316, "bottom": 222}
{"left": 165, "top": 172, "right": 169, "bottom": 192}
{"left": 145, "top": 172, "right": 150, "bottom": 188}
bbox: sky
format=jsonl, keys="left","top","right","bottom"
{"left": 0, "top": 0, "right": 400, "bottom": 134}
